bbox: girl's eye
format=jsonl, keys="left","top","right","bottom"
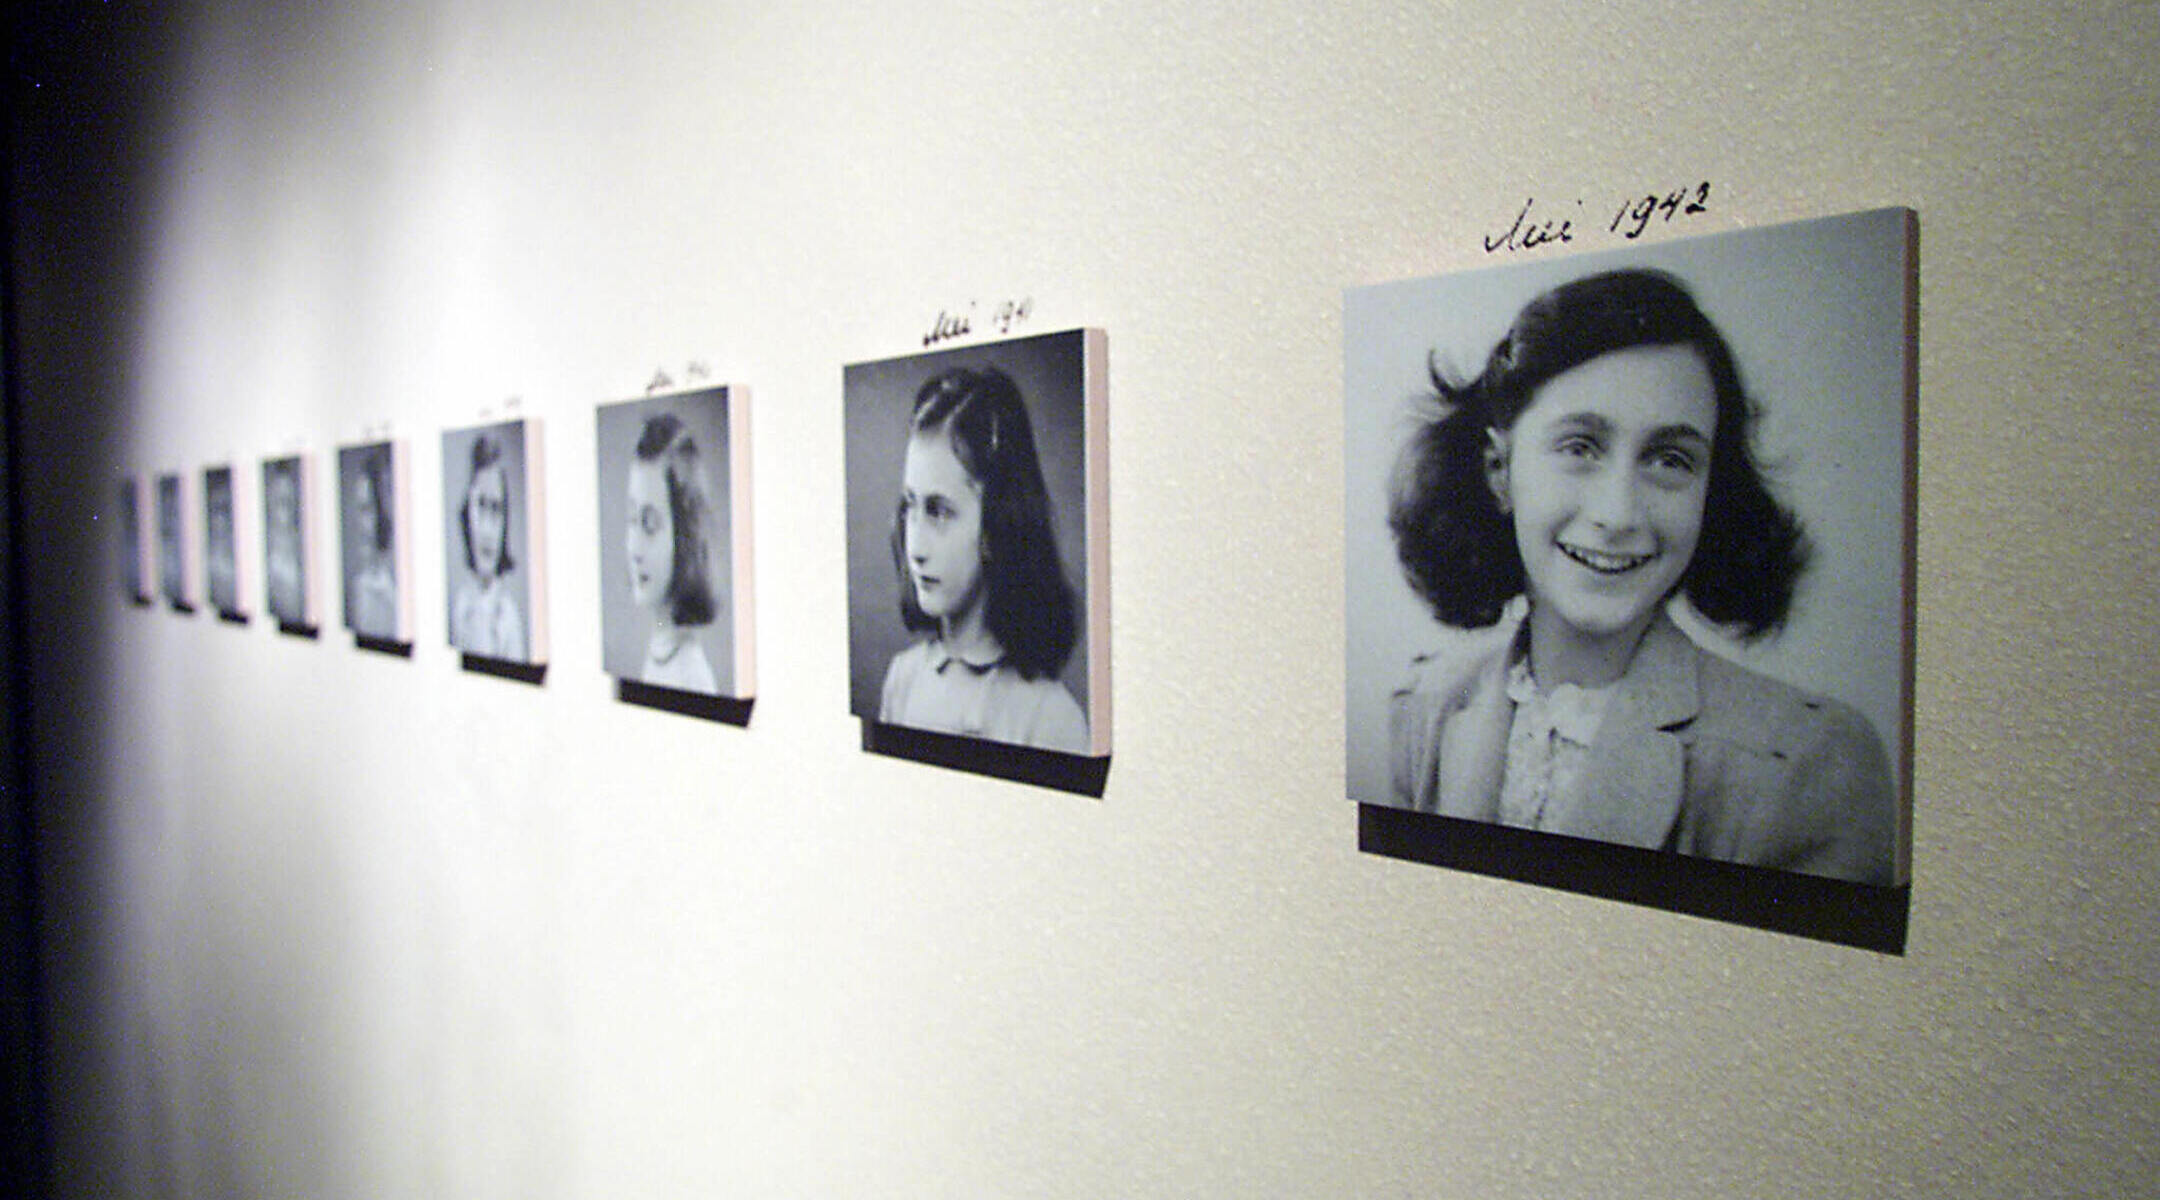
{"left": 1643, "top": 447, "right": 1701, "bottom": 485}
{"left": 1552, "top": 434, "right": 1600, "bottom": 462}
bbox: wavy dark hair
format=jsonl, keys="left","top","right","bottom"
{"left": 634, "top": 413, "right": 719, "bottom": 627}
{"left": 1389, "top": 268, "right": 1808, "bottom": 638}
{"left": 458, "top": 433, "right": 515, "bottom": 577}
{"left": 354, "top": 444, "right": 394, "bottom": 555}
{"left": 892, "top": 366, "right": 1078, "bottom": 680}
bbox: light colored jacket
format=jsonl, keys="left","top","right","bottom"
{"left": 1389, "top": 611, "right": 1898, "bottom": 885}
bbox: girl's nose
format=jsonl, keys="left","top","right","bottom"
{"left": 1583, "top": 464, "right": 1643, "bottom": 531}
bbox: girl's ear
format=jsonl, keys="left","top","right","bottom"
{"left": 1483, "top": 429, "right": 1513, "bottom": 513}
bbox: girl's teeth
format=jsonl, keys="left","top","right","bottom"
{"left": 1564, "top": 544, "right": 1648, "bottom": 572}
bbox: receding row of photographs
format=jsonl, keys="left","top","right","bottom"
{"left": 115, "top": 206, "right": 1916, "bottom": 931}
{"left": 127, "top": 462, "right": 290, "bottom": 623}
{"left": 1346, "top": 207, "right": 1915, "bottom": 901}
{"left": 116, "top": 333, "right": 1112, "bottom": 757}
{"left": 118, "top": 388, "right": 750, "bottom": 701}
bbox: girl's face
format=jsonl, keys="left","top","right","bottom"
{"left": 268, "top": 472, "right": 298, "bottom": 552}
{"left": 354, "top": 472, "right": 382, "bottom": 553}
{"left": 467, "top": 463, "right": 509, "bottom": 578}
{"left": 625, "top": 459, "right": 673, "bottom": 612}
{"left": 900, "top": 430, "right": 986, "bottom": 628}
{"left": 1490, "top": 344, "right": 1715, "bottom": 677}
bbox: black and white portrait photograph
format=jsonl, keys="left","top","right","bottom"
{"left": 203, "top": 465, "right": 243, "bottom": 619}
{"left": 262, "top": 454, "right": 312, "bottom": 631}
{"left": 118, "top": 477, "right": 148, "bottom": 603}
{"left": 595, "top": 387, "right": 753, "bottom": 699}
{"left": 156, "top": 472, "right": 190, "bottom": 610}
{"left": 338, "top": 440, "right": 408, "bottom": 644}
{"left": 1346, "top": 208, "right": 1913, "bottom": 891}
{"left": 441, "top": 419, "right": 545, "bottom": 665}
{"left": 844, "top": 328, "right": 1110, "bottom": 758}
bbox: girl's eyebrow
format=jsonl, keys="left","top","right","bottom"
{"left": 1546, "top": 412, "right": 1613, "bottom": 439}
{"left": 1644, "top": 423, "right": 1712, "bottom": 448}
{"left": 1547, "top": 412, "right": 1711, "bottom": 445}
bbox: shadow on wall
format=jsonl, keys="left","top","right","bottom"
{"left": 8, "top": 3, "right": 207, "bottom": 1198}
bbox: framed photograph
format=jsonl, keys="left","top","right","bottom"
{"left": 118, "top": 477, "right": 149, "bottom": 604}
{"left": 1345, "top": 209, "right": 1914, "bottom": 923}
{"left": 441, "top": 419, "right": 546, "bottom": 666}
{"left": 203, "top": 465, "right": 245, "bottom": 620}
{"left": 844, "top": 328, "right": 1110, "bottom": 758}
{"left": 595, "top": 387, "right": 754, "bottom": 699}
{"left": 337, "top": 440, "right": 411, "bottom": 644}
{"left": 262, "top": 453, "right": 316, "bottom": 631}
{"left": 155, "top": 472, "right": 191, "bottom": 610}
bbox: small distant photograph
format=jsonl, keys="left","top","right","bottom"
{"left": 442, "top": 419, "right": 545, "bottom": 665}
{"left": 156, "top": 472, "right": 189, "bottom": 609}
{"left": 203, "top": 465, "right": 243, "bottom": 619}
{"left": 338, "top": 440, "right": 408, "bottom": 643}
{"left": 118, "top": 478, "right": 148, "bottom": 603}
{"left": 844, "top": 328, "right": 1110, "bottom": 757}
{"left": 1345, "top": 207, "right": 1914, "bottom": 888}
{"left": 595, "top": 387, "right": 753, "bottom": 698}
{"left": 262, "top": 454, "right": 312, "bottom": 629}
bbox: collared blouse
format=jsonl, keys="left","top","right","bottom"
{"left": 878, "top": 638, "right": 1089, "bottom": 754}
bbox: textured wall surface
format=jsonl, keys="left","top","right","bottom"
{"left": 10, "top": 2, "right": 2159, "bottom": 1197}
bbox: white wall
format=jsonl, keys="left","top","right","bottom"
{"left": 13, "top": 1, "right": 2160, "bottom": 1197}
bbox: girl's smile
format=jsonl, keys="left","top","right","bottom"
{"left": 1489, "top": 343, "right": 1715, "bottom": 687}
{"left": 1556, "top": 543, "right": 1659, "bottom": 574}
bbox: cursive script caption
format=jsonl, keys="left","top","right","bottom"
{"left": 923, "top": 297, "right": 1034, "bottom": 348}
{"left": 1483, "top": 183, "right": 1713, "bottom": 254}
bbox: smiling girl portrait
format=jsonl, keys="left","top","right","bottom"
{"left": 845, "top": 330, "right": 1109, "bottom": 759}
{"left": 339, "top": 440, "right": 406, "bottom": 642}
{"left": 442, "top": 420, "right": 543, "bottom": 665}
{"left": 262, "top": 455, "right": 311, "bottom": 630}
{"left": 1346, "top": 211, "right": 1913, "bottom": 887}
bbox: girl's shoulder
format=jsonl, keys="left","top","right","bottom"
{"left": 1001, "top": 667, "right": 1090, "bottom": 754}
{"left": 1393, "top": 613, "right": 1522, "bottom": 711}
{"left": 1685, "top": 645, "right": 1885, "bottom": 766}
{"left": 1672, "top": 632, "right": 1898, "bottom": 885}
{"left": 881, "top": 639, "right": 938, "bottom": 689}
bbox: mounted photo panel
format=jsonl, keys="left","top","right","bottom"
{"left": 442, "top": 418, "right": 547, "bottom": 667}
{"left": 1345, "top": 209, "right": 1915, "bottom": 946}
{"left": 155, "top": 472, "right": 191, "bottom": 611}
{"left": 844, "top": 328, "right": 1110, "bottom": 761}
{"left": 337, "top": 440, "right": 412, "bottom": 646}
{"left": 118, "top": 476, "right": 149, "bottom": 604}
{"left": 595, "top": 386, "right": 755, "bottom": 700}
{"left": 262, "top": 453, "right": 317, "bottom": 632}
{"left": 203, "top": 464, "right": 245, "bottom": 620}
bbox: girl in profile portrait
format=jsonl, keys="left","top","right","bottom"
{"left": 204, "top": 470, "right": 239, "bottom": 615}
{"left": 264, "top": 459, "right": 306, "bottom": 627}
{"left": 450, "top": 433, "right": 527, "bottom": 660}
{"left": 879, "top": 366, "right": 1089, "bottom": 754}
{"left": 157, "top": 476, "right": 186, "bottom": 605}
{"left": 1387, "top": 268, "right": 1895, "bottom": 884}
{"left": 345, "top": 448, "right": 399, "bottom": 639}
{"left": 623, "top": 413, "right": 720, "bottom": 693}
